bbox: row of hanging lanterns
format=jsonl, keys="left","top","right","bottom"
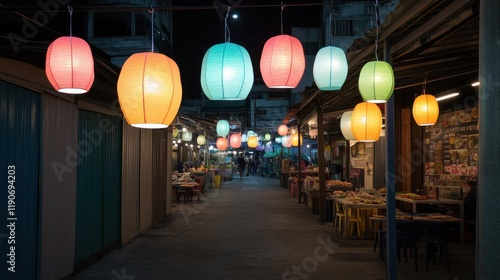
{"left": 201, "top": 5, "right": 306, "bottom": 101}
{"left": 336, "top": 0, "right": 390, "bottom": 142}
{"left": 338, "top": 1, "right": 438, "bottom": 142}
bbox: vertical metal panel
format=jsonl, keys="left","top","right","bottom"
{"left": 101, "top": 115, "right": 122, "bottom": 253}
{"left": 165, "top": 127, "right": 173, "bottom": 215}
{"left": 0, "top": 80, "right": 40, "bottom": 280}
{"left": 152, "top": 129, "right": 167, "bottom": 223}
{"left": 139, "top": 129, "right": 153, "bottom": 231}
{"left": 478, "top": 0, "right": 500, "bottom": 278}
{"left": 39, "top": 94, "right": 78, "bottom": 280}
{"left": 74, "top": 110, "right": 122, "bottom": 271}
{"left": 74, "top": 110, "right": 103, "bottom": 270}
{"left": 121, "top": 124, "right": 140, "bottom": 244}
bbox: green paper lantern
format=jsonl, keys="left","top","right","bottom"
{"left": 358, "top": 61, "right": 394, "bottom": 103}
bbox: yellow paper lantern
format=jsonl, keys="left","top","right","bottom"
{"left": 247, "top": 136, "right": 258, "bottom": 148}
{"left": 264, "top": 133, "right": 271, "bottom": 141}
{"left": 278, "top": 124, "right": 288, "bottom": 136}
{"left": 351, "top": 102, "right": 382, "bottom": 142}
{"left": 291, "top": 131, "right": 302, "bottom": 146}
{"left": 117, "top": 52, "right": 182, "bottom": 129}
{"left": 197, "top": 135, "right": 206, "bottom": 145}
{"left": 216, "top": 137, "right": 228, "bottom": 151}
{"left": 412, "top": 94, "right": 439, "bottom": 126}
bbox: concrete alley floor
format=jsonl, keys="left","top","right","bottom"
{"left": 70, "top": 175, "right": 475, "bottom": 280}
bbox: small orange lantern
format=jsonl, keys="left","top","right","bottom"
{"left": 216, "top": 137, "right": 228, "bottom": 151}
{"left": 278, "top": 124, "right": 288, "bottom": 136}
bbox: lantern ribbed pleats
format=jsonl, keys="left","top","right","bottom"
{"left": 260, "top": 35, "right": 305, "bottom": 88}
{"left": 413, "top": 94, "right": 439, "bottom": 126}
{"left": 117, "top": 52, "right": 182, "bottom": 129}
{"left": 351, "top": 102, "right": 382, "bottom": 142}
{"left": 46, "top": 36, "right": 94, "bottom": 94}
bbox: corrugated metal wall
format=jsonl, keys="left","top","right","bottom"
{"left": 152, "top": 130, "right": 167, "bottom": 223}
{"left": 139, "top": 129, "right": 154, "bottom": 231}
{"left": 0, "top": 80, "right": 40, "bottom": 280}
{"left": 39, "top": 94, "right": 78, "bottom": 280}
{"left": 121, "top": 125, "right": 170, "bottom": 244}
{"left": 74, "top": 110, "right": 122, "bottom": 272}
{"left": 121, "top": 124, "right": 141, "bottom": 244}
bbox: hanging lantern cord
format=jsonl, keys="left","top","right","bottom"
{"left": 148, "top": 6, "right": 155, "bottom": 52}
{"left": 280, "top": 2, "right": 285, "bottom": 35}
{"left": 422, "top": 73, "right": 428, "bottom": 95}
{"left": 374, "top": 0, "right": 379, "bottom": 61}
{"left": 329, "top": 0, "right": 334, "bottom": 46}
{"left": 67, "top": 6, "right": 73, "bottom": 37}
{"left": 225, "top": 7, "right": 231, "bottom": 43}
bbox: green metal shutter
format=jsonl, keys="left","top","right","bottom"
{"left": 74, "top": 109, "right": 122, "bottom": 271}
{"left": 0, "top": 80, "right": 40, "bottom": 280}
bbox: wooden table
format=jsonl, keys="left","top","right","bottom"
{"left": 331, "top": 197, "right": 387, "bottom": 238}
{"left": 396, "top": 197, "right": 464, "bottom": 242}
{"left": 172, "top": 182, "right": 199, "bottom": 203}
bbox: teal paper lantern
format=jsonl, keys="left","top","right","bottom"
{"left": 358, "top": 61, "right": 394, "bottom": 103}
{"left": 201, "top": 42, "right": 254, "bottom": 100}
{"left": 216, "top": 120, "right": 230, "bottom": 137}
{"left": 313, "top": 46, "right": 348, "bottom": 90}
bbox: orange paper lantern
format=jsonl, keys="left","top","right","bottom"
{"left": 278, "top": 124, "right": 288, "bottom": 136}
{"left": 247, "top": 136, "right": 258, "bottom": 148}
{"left": 351, "top": 102, "right": 382, "bottom": 142}
{"left": 216, "top": 137, "right": 229, "bottom": 151}
{"left": 46, "top": 36, "right": 94, "bottom": 94}
{"left": 412, "top": 94, "right": 439, "bottom": 126}
{"left": 260, "top": 35, "right": 305, "bottom": 88}
{"left": 230, "top": 134, "right": 242, "bottom": 148}
{"left": 117, "top": 52, "right": 182, "bottom": 129}
{"left": 291, "top": 131, "right": 302, "bottom": 146}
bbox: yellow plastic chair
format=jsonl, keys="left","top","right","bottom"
{"left": 334, "top": 201, "right": 346, "bottom": 234}
{"left": 346, "top": 208, "right": 364, "bottom": 238}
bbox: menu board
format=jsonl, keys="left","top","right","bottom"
{"left": 424, "top": 106, "right": 478, "bottom": 186}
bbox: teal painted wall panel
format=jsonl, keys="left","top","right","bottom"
{"left": 75, "top": 110, "right": 103, "bottom": 267}
{"left": 0, "top": 81, "right": 40, "bottom": 279}
{"left": 74, "top": 110, "right": 122, "bottom": 270}
{"left": 102, "top": 116, "right": 122, "bottom": 253}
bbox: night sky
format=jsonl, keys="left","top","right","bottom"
{"left": 171, "top": 1, "right": 322, "bottom": 99}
